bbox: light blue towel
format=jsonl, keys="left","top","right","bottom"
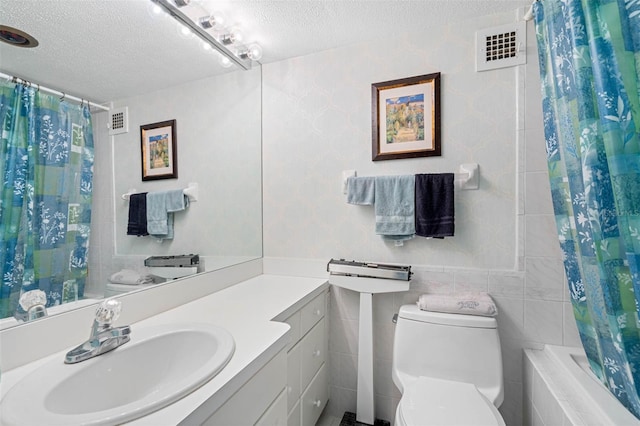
{"left": 146, "top": 190, "right": 189, "bottom": 239}
{"left": 346, "top": 177, "right": 375, "bottom": 205}
{"left": 374, "top": 175, "right": 415, "bottom": 242}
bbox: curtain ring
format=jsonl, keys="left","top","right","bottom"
{"left": 60, "top": 92, "right": 66, "bottom": 101}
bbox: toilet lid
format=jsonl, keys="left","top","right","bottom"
{"left": 398, "top": 377, "right": 505, "bottom": 426}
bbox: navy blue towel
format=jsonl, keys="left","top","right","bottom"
{"left": 415, "top": 174, "right": 455, "bottom": 238}
{"left": 127, "top": 192, "right": 149, "bottom": 236}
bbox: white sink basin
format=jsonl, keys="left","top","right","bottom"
{"left": 1, "top": 323, "right": 235, "bottom": 425}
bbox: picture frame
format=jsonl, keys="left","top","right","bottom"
{"left": 371, "top": 72, "right": 441, "bottom": 161}
{"left": 140, "top": 119, "right": 177, "bottom": 181}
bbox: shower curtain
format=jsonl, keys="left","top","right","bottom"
{"left": 534, "top": 0, "right": 640, "bottom": 418}
{"left": 0, "top": 81, "right": 94, "bottom": 319}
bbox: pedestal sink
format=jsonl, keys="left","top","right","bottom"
{"left": 329, "top": 274, "right": 410, "bottom": 425}
{"left": 1, "top": 323, "right": 235, "bottom": 426}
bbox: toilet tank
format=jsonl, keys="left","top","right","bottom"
{"left": 392, "top": 305, "right": 503, "bottom": 406}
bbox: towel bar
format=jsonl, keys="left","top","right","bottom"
{"left": 121, "top": 182, "right": 199, "bottom": 202}
{"left": 341, "top": 163, "right": 479, "bottom": 194}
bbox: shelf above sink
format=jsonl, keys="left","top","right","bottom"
{"left": 328, "top": 275, "right": 410, "bottom": 293}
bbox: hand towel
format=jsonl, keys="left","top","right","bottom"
{"left": 126, "top": 192, "right": 149, "bottom": 236}
{"left": 146, "top": 189, "right": 189, "bottom": 239}
{"left": 109, "top": 269, "right": 153, "bottom": 285}
{"left": 374, "top": 175, "right": 415, "bottom": 242}
{"left": 415, "top": 173, "right": 455, "bottom": 238}
{"left": 417, "top": 292, "right": 498, "bottom": 317}
{"left": 347, "top": 176, "right": 375, "bottom": 205}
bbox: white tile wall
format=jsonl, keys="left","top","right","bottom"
{"left": 263, "top": 9, "right": 580, "bottom": 426}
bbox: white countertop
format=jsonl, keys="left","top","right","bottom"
{"left": 0, "top": 274, "right": 328, "bottom": 425}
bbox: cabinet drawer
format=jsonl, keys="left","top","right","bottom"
{"left": 286, "top": 342, "right": 301, "bottom": 413}
{"left": 301, "top": 364, "right": 328, "bottom": 426}
{"left": 300, "top": 292, "right": 326, "bottom": 338}
{"left": 300, "top": 317, "right": 326, "bottom": 391}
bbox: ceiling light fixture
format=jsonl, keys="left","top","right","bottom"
{"left": 0, "top": 25, "right": 39, "bottom": 48}
{"left": 150, "top": 0, "right": 261, "bottom": 70}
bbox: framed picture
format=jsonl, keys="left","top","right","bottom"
{"left": 140, "top": 119, "right": 177, "bottom": 181}
{"left": 371, "top": 72, "right": 441, "bottom": 161}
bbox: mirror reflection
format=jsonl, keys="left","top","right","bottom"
{"left": 0, "top": 0, "right": 263, "bottom": 328}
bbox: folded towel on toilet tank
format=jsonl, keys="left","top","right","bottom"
{"left": 417, "top": 292, "right": 498, "bottom": 317}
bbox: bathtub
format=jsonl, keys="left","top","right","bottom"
{"left": 524, "top": 344, "right": 640, "bottom": 426}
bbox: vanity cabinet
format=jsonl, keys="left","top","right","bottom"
{"left": 283, "top": 290, "right": 329, "bottom": 426}
{"left": 201, "top": 349, "right": 288, "bottom": 426}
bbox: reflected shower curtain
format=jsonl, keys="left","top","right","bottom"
{"left": 0, "top": 81, "right": 94, "bottom": 319}
{"left": 534, "top": 0, "right": 640, "bottom": 418}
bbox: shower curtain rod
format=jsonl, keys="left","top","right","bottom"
{"left": 0, "top": 71, "right": 110, "bottom": 112}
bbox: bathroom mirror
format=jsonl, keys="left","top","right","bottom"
{"left": 0, "top": 0, "right": 262, "bottom": 328}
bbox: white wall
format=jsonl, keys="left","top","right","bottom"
{"left": 87, "top": 70, "right": 262, "bottom": 295}
{"left": 262, "top": 10, "right": 580, "bottom": 426}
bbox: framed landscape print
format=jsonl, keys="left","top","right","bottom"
{"left": 140, "top": 119, "right": 177, "bottom": 180}
{"left": 371, "top": 72, "right": 441, "bottom": 161}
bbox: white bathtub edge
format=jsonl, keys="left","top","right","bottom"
{"left": 525, "top": 345, "right": 640, "bottom": 426}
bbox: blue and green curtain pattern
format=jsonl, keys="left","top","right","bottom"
{"left": 0, "top": 81, "right": 94, "bottom": 319}
{"left": 534, "top": 0, "right": 640, "bottom": 418}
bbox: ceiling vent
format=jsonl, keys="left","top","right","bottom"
{"left": 476, "top": 21, "right": 526, "bottom": 72}
{"left": 108, "top": 107, "right": 129, "bottom": 135}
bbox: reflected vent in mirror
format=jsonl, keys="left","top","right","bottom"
{"left": 476, "top": 21, "right": 526, "bottom": 72}
{"left": 108, "top": 107, "right": 129, "bottom": 135}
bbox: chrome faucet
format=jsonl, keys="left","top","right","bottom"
{"left": 65, "top": 299, "right": 131, "bottom": 364}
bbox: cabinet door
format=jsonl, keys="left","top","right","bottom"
{"left": 256, "top": 389, "right": 287, "bottom": 426}
{"left": 287, "top": 342, "right": 301, "bottom": 413}
{"left": 301, "top": 364, "right": 328, "bottom": 426}
{"left": 287, "top": 399, "right": 301, "bottom": 426}
{"left": 300, "top": 317, "right": 327, "bottom": 391}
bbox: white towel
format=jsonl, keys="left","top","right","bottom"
{"left": 417, "top": 292, "right": 498, "bottom": 317}
{"left": 109, "top": 269, "right": 153, "bottom": 285}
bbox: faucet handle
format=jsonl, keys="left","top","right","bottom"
{"left": 95, "top": 299, "right": 122, "bottom": 325}
{"left": 19, "top": 290, "right": 47, "bottom": 311}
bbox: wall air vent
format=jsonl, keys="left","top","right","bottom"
{"left": 108, "top": 107, "right": 129, "bottom": 135}
{"left": 476, "top": 21, "right": 526, "bottom": 72}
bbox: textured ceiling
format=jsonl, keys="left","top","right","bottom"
{"left": 0, "top": 0, "right": 531, "bottom": 104}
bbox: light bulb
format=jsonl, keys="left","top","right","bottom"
{"left": 221, "top": 27, "right": 242, "bottom": 45}
{"left": 199, "top": 12, "right": 225, "bottom": 29}
{"left": 247, "top": 43, "right": 262, "bottom": 60}
{"left": 237, "top": 43, "right": 263, "bottom": 61}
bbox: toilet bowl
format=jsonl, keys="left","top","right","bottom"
{"left": 392, "top": 304, "right": 505, "bottom": 426}
{"left": 395, "top": 377, "right": 505, "bottom": 426}
{"left": 104, "top": 282, "right": 156, "bottom": 297}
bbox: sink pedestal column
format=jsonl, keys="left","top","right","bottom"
{"left": 328, "top": 275, "right": 410, "bottom": 425}
{"left": 356, "top": 292, "right": 375, "bottom": 425}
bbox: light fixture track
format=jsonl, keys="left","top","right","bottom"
{"left": 150, "top": 0, "right": 252, "bottom": 70}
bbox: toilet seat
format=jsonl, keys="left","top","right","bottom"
{"left": 396, "top": 376, "right": 505, "bottom": 426}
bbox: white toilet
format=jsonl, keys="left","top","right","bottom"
{"left": 104, "top": 282, "right": 156, "bottom": 297}
{"left": 392, "top": 305, "right": 505, "bottom": 426}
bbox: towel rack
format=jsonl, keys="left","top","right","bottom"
{"left": 341, "top": 163, "right": 479, "bottom": 193}
{"left": 121, "top": 182, "right": 199, "bottom": 202}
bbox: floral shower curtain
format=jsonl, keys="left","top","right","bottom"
{"left": 534, "top": 0, "right": 640, "bottom": 418}
{"left": 0, "top": 81, "right": 94, "bottom": 319}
